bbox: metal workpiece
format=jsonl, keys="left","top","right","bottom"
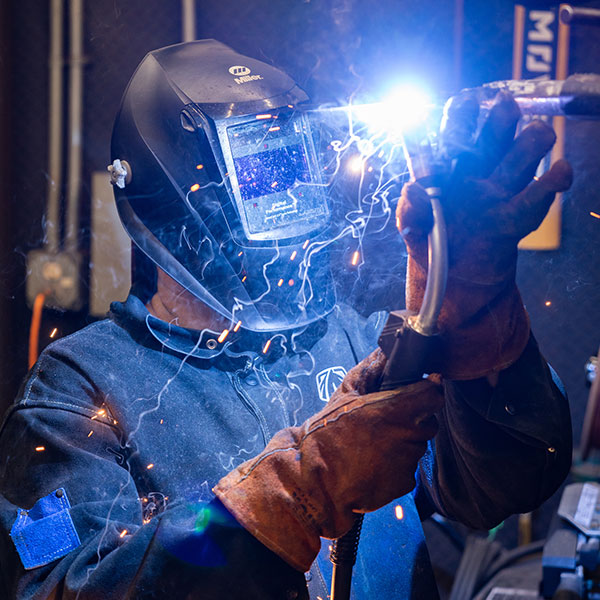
{"left": 560, "top": 5, "right": 600, "bottom": 25}
{"left": 464, "top": 74, "right": 600, "bottom": 119}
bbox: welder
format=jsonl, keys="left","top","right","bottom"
{"left": 0, "top": 40, "right": 573, "bottom": 599}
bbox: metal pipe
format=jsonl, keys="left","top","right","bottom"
{"left": 560, "top": 5, "right": 600, "bottom": 25}
{"left": 182, "top": 0, "right": 196, "bottom": 42}
{"left": 46, "top": 0, "right": 64, "bottom": 253}
{"left": 65, "top": 0, "right": 84, "bottom": 253}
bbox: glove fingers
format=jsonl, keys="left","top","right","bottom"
{"left": 440, "top": 92, "right": 480, "bottom": 160}
{"left": 337, "top": 348, "right": 386, "bottom": 395}
{"left": 396, "top": 182, "right": 433, "bottom": 245}
{"left": 473, "top": 91, "right": 521, "bottom": 178}
{"left": 490, "top": 120, "right": 557, "bottom": 195}
{"left": 509, "top": 159, "right": 573, "bottom": 239}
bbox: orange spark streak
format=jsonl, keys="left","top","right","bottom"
{"left": 351, "top": 251, "right": 360, "bottom": 266}
{"left": 190, "top": 183, "right": 200, "bottom": 192}
{"left": 120, "top": 529, "right": 128, "bottom": 538}
{"left": 88, "top": 430, "right": 94, "bottom": 438}
{"left": 234, "top": 321, "right": 242, "bottom": 332}
{"left": 256, "top": 114, "right": 272, "bottom": 120}
{"left": 218, "top": 329, "right": 229, "bottom": 343}
{"left": 35, "top": 446, "right": 45, "bottom": 452}
{"left": 302, "top": 239, "right": 309, "bottom": 250}
{"left": 277, "top": 279, "right": 284, "bottom": 287}
{"left": 395, "top": 505, "right": 404, "bottom": 520}
{"left": 262, "top": 339, "right": 272, "bottom": 354}
{"left": 49, "top": 327, "right": 58, "bottom": 338}
{"left": 591, "top": 211, "right": 600, "bottom": 219}
{"left": 290, "top": 250, "right": 297, "bottom": 261}
{"left": 147, "top": 463, "right": 154, "bottom": 470}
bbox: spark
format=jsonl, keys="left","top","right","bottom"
{"left": 351, "top": 250, "right": 360, "bottom": 266}
{"left": 97, "top": 409, "right": 106, "bottom": 416}
{"left": 88, "top": 430, "right": 94, "bottom": 437}
{"left": 119, "top": 529, "right": 128, "bottom": 538}
{"left": 233, "top": 320, "right": 242, "bottom": 332}
{"left": 545, "top": 300, "right": 552, "bottom": 307}
{"left": 241, "top": 275, "right": 247, "bottom": 283}
{"left": 147, "top": 463, "right": 154, "bottom": 470}
{"left": 190, "top": 184, "right": 200, "bottom": 192}
{"left": 256, "top": 114, "right": 272, "bottom": 120}
{"left": 591, "top": 211, "right": 600, "bottom": 219}
{"left": 262, "top": 339, "right": 272, "bottom": 354}
{"left": 35, "top": 446, "right": 45, "bottom": 452}
{"left": 160, "top": 419, "right": 164, "bottom": 424}
{"left": 287, "top": 104, "right": 294, "bottom": 108}
{"left": 238, "top": 251, "right": 243, "bottom": 257}
{"left": 395, "top": 505, "right": 404, "bottom": 520}
{"left": 196, "top": 164, "right": 204, "bottom": 170}
{"left": 49, "top": 327, "right": 58, "bottom": 338}
{"left": 277, "top": 278, "right": 284, "bottom": 287}
{"left": 271, "top": 181, "right": 278, "bottom": 188}
{"left": 288, "top": 279, "right": 294, "bottom": 286}
{"left": 302, "top": 239, "right": 309, "bottom": 250}
{"left": 290, "top": 250, "right": 297, "bottom": 261}
{"left": 269, "top": 126, "right": 281, "bottom": 132}
{"left": 218, "top": 329, "right": 229, "bottom": 343}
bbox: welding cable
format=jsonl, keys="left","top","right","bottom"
{"left": 448, "top": 535, "right": 503, "bottom": 600}
{"left": 28, "top": 292, "right": 46, "bottom": 370}
{"left": 480, "top": 539, "right": 545, "bottom": 589}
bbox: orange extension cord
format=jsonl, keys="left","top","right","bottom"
{"left": 28, "top": 292, "right": 46, "bottom": 370}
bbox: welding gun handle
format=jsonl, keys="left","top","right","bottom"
{"left": 377, "top": 310, "right": 440, "bottom": 390}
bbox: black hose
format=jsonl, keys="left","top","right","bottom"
{"left": 330, "top": 515, "right": 364, "bottom": 600}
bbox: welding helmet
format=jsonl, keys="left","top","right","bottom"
{"left": 111, "top": 40, "right": 341, "bottom": 332}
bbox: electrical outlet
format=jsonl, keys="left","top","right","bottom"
{"left": 26, "top": 249, "right": 82, "bottom": 311}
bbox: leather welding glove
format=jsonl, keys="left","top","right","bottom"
{"left": 214, "top": 348, "right": 444, "bottom": 572}
{"left": 397, "top": 91, "right": 573, "bottom": 380}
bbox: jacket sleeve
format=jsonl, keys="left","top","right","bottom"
{"left": 414, "top": 333, "right": 572, "bottom": 529}
{"left": 0, "top": 389, "right": 307, "bottom": 599}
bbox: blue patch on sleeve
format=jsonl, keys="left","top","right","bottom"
{"left": 10, "top": 488, "right": 81, "bottom": 570}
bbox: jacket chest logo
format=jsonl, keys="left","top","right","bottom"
{"left": 316, "top": 366, "right": 347, "bottom": 402}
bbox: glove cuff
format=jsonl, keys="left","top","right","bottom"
{"left": 213, "top": 437, "right": 322, "bottom": 573}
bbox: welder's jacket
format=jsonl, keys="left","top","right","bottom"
{"left": 0, "top": 294, "right": 571, "bottom": 599}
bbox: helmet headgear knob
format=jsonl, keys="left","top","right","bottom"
{"left": 107, "top": 159, "right": 132, "bottom": 189}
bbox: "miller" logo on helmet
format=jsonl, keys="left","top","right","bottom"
{"left": 228, "top": 65, "right": 263, "bottom": 85}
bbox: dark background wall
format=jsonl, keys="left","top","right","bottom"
{"left": 1, "top": 0, "right": 600, "bottom": 585}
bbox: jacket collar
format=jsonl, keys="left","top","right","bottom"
{"left": 110, "top": 293, "right": 329, "bottom": 371}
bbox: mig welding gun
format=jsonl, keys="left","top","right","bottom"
{"left": 329, "top": 72, "right": 600, "bottom": 600}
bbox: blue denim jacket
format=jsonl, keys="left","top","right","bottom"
{"left": 0, "top": 294, "right": 571, "bottom": 599}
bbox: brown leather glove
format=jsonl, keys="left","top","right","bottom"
{"left": 397, "top": 92, "right": 573, "bottom": 380}
{"left": 214, "top": 349, "right": 444, "bottom": 572}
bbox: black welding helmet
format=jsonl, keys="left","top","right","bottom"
{"left": 111, "top": 40, "right": 343, "bottom": 332}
